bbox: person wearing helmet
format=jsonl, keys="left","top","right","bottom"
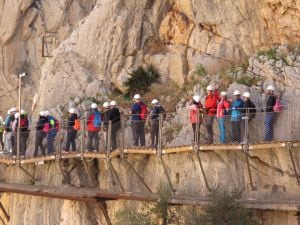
{"left": 242, "top": 92, "right": 256, "bottom": 121}
{"left": 45, "top": 111, "right": 58, "bottom": 155}
{"left": 14, "top": 110, "right": 30, "bottom": 157}
{"left": 102, "top": 102, "right": 111, "bottom": 150}
{"left": 130, "top": 94, "right": 148, "bottom": 147}
{"left": 187, "top": 95, "right": 203, "bottom": 144}
{"left": 34, "top": 111, "right": 48, "bottom": 156}
{"left": 204, "top": 85, "right": 220, "bottom": 144}
{"left": 4, "top": 108, "right": 16, "bottom": 154}
{"left": 216, "top": 92, "right": 230, "bottom": 144}
{"left": 64, "top": 108, "right": 78, "bottom": 153}
{"left": 264, "top": 85, "right": 276, "bottom": 141}
{"left": 0, "top": 116, "right": 4, "bottom": 152}
{"left": 230, "top": 90, "right": 244, "bottom": 143}
{"left": 86, "top": 103, "right": 101, "bottom": 152}
{"left": 108, "top": 101, "right": 121, "bottom": 151}
{"left": 11, "top": 113, "right": 20, "bottom": 157}
{"left": 150, "top": 99, "right": 165, "bottom": 148}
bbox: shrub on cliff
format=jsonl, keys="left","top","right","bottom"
{"left": 185, "top": 190, "right": 259, "bottom": 225}
{"left": 124, "top": 65, "right": 160, "bottom": 97}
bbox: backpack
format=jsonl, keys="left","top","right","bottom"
{"left": 43, "top": 123, "right": 50, "bottom": 133}
{"left": 139, "top": 103, "right": 149, "bottom": 120}
{"left": 55, "top": 119, "right": 60, "bottom": 131}
{"left": 73, "top": 119, "right": 81, "bottom": 130}
{"left": 20, "top": 118, "right": 27, "bottom": 128}
{"left": 93, "top": 112, "right": 102, "bottom": 127}
{"left": 273, "top": 98, "right": 282, "bottom": 113}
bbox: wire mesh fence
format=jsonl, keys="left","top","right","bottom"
{"left": 0, "top": 104, "right": 298, "bottom": 160}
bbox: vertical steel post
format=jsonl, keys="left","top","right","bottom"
{"left": 107, "top": 120, "right": 112, "bottom": 157}
{"left": 17, "top": 76, "right": 22, "bottom": 163}
{"left": 56, "top": 118, "right": 62, "bottom": 160}
{"left": 80, "top": 118, "right": 86, "bottom": 158}
{"left": 243, "top": 108, "right": 249, "bottom": 144}
{"left": 157, "top": 114, "right": 163, "bottom": 157}
{"left": 120, "top": 114, "right": 125, "bottom": 158}
{"left": 195, "top": 109, "right": 200, "bottom": 150}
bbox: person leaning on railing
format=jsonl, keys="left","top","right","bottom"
{"left": 64, "top": 108, "right": 78, "bottom": 153}
{"left": 109, "top": 101, "right": 121, "bottom": 151}
{"left": 204, "top": 85, "right": 220, "bottom": 144}
{"left": 216, "top": 92, "right": 230, "bottom": 144}
{"left": 230, "top": 90, "right": 244, "bottom": 143}
{"left": 150, "top": 99, "right": 165, "bottom": 149}
{"left": 0, "top": 116, "right": 4, "bottom": 152}
{"left": 264, "top": 85, "right": 276, "bottom": 141}
{"left": 186, "top": 95, "right": 203, "bottom": 144}
{"left": 34, "top": 111, "right": 47, "bottom": 156}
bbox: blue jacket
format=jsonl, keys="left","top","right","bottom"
{"left": 231, "top": 98, "right": 244, "bottom": 121}
{"left": 131, "top": 102, "right": 142, "bottom": 121}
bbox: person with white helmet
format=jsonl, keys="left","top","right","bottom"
{"left": 34, "top": 111, "right": 48, "bottom": 156}
{"left": 130, "top": 94, "right": 148, "bottom": 147}
{"left": 150, "top": 99, "right": 165, "bottom": 148}
{"left": 0, "top": 116, "right": 4, "bottom": 152}
{"left": 4, "top": 108, "right": 17, "bottom": 154}
{"left": 187, "top": 95, "right": 203, "bottom": 144}
{"left": 230, "top": 90, "right": 244, "bottom": 143}
{"left": 14, "top": 110, "right": 30, "bottom": 157}
{"left": 45, "top": 111, "right": 59, "bottom": 155}
{"left": 108, "top": 101, "right": 121, "bottom": 151}
{"left": 64, "top": 108, "right": 78, "bottom": 153}
{"left": 204, "top": 84, "right": 220, "bottom": 144}
{"left": 264, "top": 85, "right": 277, "bottom": 141}
{"left": 86, "top": 103, "right": 101, "bottom": 152}
{"left": 242, "top": 92, "right": 256, "bottom": 121}
{"left": 216, "top": 92, "right": 230, "bottom": 144}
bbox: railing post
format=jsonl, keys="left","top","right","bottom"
{"left": 80, "top": 118, "right": 86, "bottom": 158}
{"left": 57, "top": 118, "right": 62, "bottom": 160}
{"left": 195, "top": 109, "right": 200, "bottom": 151}
{"left": 157, "top": 114, "right": 163, "bottom": 157}
{"left": 288, "top": 103, "right": 292, "bottom": 141}
{"left": 107, "top": 120, "right": 112, "bottom": 157}
{"left": 120, "top": 114, "right": 125, "bottom": 158}
{"left": 243, "top": 108, "right": 249, "bottom": 144}
{"left": 17, "top": 127, "right": 20, "bottom": 163}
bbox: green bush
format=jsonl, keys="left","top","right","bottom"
{"left": 194, "top": 64, "right": 207, "bottom": 77}
{"left": 257, "top": 49, "right": 277, "bottom": 60}
{"left": 124, "top": 65, "right": 160, "bottom": 97}
{"left": 236, "top": 76, "right": 260, "bottom": 87}
{"left": 185, "top": 190, "right": 259, "bottom": 225}
{"left": 115, "top": 210, "right": 154, "bottom": 225}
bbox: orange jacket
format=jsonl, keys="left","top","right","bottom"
{"left": 204, "top": 90, "right": 220, "bottom": 116}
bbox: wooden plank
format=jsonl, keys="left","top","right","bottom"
{"left": 0, "top": 158, "right": 15, "bottom": 164}
{"left": 292, "top": 141, "right": 300, "bottom": 148}
{"left": 19, "top": 155, "right": 56, "bottom": 164}
{"left": 83, "top": 152, "right": 106, "bottom": 159}
{"left": 200, "top": 144, "right": 242, "bottom": 151}
{"left": 109, "top": 150, "right": 120, "bottom": 158}
{"left": 162, "top": 146, "right": 193, "bottom": 154}
{"left": 124, "top": 149, "right": 157, "bottom": 154}
{"left": 249, "top": 142, "right": 286, "bottom": 150}
{"left": 60, "top": 152, "right": 82, "bottom": 159}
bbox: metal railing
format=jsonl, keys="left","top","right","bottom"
{"left": 0, "top": 105, "right": 297, "bottom": 161}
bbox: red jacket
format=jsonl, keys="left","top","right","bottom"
{"left": 205, "top": 90, "right": 220, "bottom": 116}
{"left": 217, "top": 99, "right": 230, "bottom": 118}
{"left": 187, "top": 103, "right": 203, "bottom": 124}
{"left": 87, "top": 114, "right": 101, "bottom": 132}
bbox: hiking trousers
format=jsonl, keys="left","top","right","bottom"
{"left": 5, "top": 132, "right": 12, "bottom": 153}
{"left": 264, "top": 112, "right": 275, "bottom": 141}
{"left": 47, "top": 130, "right": 57, "bottom": 154}
{"left": 205, "top": 116, "right": 214, "bottom": 144}
{"left": 0, "top": 132, "right": 4, "bottom": 150}
{"left": 34, "top": 131, "right": 46, "bottom": 156}
{"left": 132, "top": 120, "right": 145, "bottom": 147}
{"left": 111, "top": 123, "right": 120, "bottom": 151}
{"left": 192, "top": 122, "right": 201, "bottom": 144}
{"left": 20, "top": 131, "right": 29, "bottom": 156}
{"left": 151, "top": 120, "right": 159, "bottom": 147}
{"left": 218, "top": 118, "right": 226, "bottom": 144}
{"left": 87, "top": 131, "right": 99, "bottom": 152}
{"left": 66, "top": 129, "right": 77, "bottom": 152}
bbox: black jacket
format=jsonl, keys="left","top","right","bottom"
{"left": 150, "top": 106, "right": 165, "bottom": 120}
{"left": 266, "top": 95, "right": 276, "bottom": 112}
{"left": 109, "top": 108, "right": 121, "bottom": 124}
{"left": 36, "top": 116, "right": 47, "bottom": 131}
{"left": 67, "top": 114, "right": 77, "bottom": 131}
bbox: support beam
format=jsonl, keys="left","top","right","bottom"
{"left": 98, "top": 201, "right": 112, "bottom": 225}
{"left": 0, "top": 202, "right": 9, "bottom": 221}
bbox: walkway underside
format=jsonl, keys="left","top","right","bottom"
{"left": 0, "top": 183, "right": 299, "bottom": 211}
{"left": 0, "top": 141, "right": 299, "bottom": 165}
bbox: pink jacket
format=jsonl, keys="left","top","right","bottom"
{"left": 187, "top": 103, "right": 203, "bottom": 123}
{"left": 217, "top": 99, "right": 230, "bottom": 118}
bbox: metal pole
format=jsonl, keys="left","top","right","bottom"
{"left": 243, "top": 108, "right": 249, "bottom": 144}
{"left": 120, "top": 114, "right": 125, "bottom": 158}
{"left": 17, "top": 76, "right": 22, "bottom": 162}
{"left": 107, "top": 120, "right": 112, "bottom": 157}
{"left": 157, "top": 114, "right": 163, "bottom": 157}
{"left": 195, "top": 109, "right": 200, "bottom": 151}
{"left": 80, "top": 118, "right": 86, "bottom": 159}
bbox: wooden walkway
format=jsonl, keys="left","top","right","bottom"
{"left": 0, "top": 182, "right": 298, "bottom": 211}
{"left": 0, "top": 141, "right": 298, "bottom": 165}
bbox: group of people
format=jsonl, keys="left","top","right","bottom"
{"left": 0, "top": 84, "right": 279, "bottom": 157}
{"left": 187, "top": 85, "right": 278, "bottom": 144}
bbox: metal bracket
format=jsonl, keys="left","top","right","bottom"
{"left": 158, "top": 157, "right": 176, "bottom": 194}
{"left": 106, "top": 159, "right": 125, "bottom": 192}
{"left": 98, "top": 201, "right": 112, "bottom": 225}
{"left": 18, "top": 165, "right": 35, "bottom": 183}
{"left": 242, "top": 144, "right": 256, "bottom": 191}
{"left": 0, "top": 201, "right": 9, "bottom": 223}
{"left": 195, "top": 150, "right": 211, "bottom": 191}
{"left": 286, "top": 141, "right": 300, "bottom": 185}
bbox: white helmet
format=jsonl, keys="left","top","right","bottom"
{"left": 192, "top": 95, "right": 201, "bottom": 103}
{"left": 20, "top": 109, "right": 26, "bottom": 115}
{"left": 110, "top": 101, "right": 117, "bottom": 106}
{"left": 14, "top": 113, "right": 19, "bottom": 119}
{"left": 220, "top": 91, "right": 227, "bottom": 97}
{"left": 233, "top": 90, "right": 241, "bottom": 96}
{"left": 69, "top": 108, "right": 76, "bottom": 114}
{"left": 151, "top": 99, "right": 159, "bottom": 105}
{"left": 91, "top": 103, "right": 98, "bottom": 109}
{"left": 243, "top": 92, "right": 251, "bottom": 98}
{"left": 133, "top": 94, "right": 141, "bottom": 100}
{"left": 206, "top": 85, "right": 213, "bottom": 91}
{"left": 39, "top": 111, "right": 45, "bottom": 116}
{"left": 44, "top": 110, "right": 50, "bottom": 116}
{"left": 266, "top": 85, "right": 275, "bottom": 91}
{"left": 103, "top": 102, "right": 110, "bottom": 108}
{"left": 10, "top": 108, "right": 17, "bottom": 113}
